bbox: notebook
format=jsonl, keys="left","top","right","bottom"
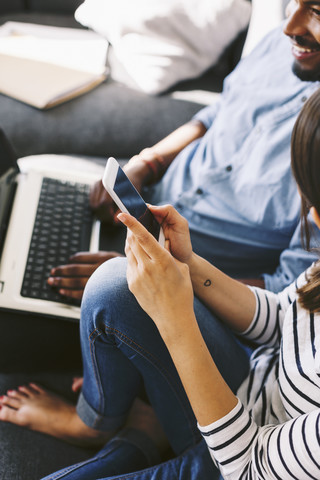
{"left": 0, "top": 22, "right": 109, "bottom": 109}
{"left": 0, "top": 129, "right": 102, "bottom": 321}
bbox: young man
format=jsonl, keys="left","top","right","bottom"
{"left": 47, "top": 0, "right": 320, "bottom": 304}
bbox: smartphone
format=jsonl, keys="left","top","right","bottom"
{"left": 102, "top": 157, "right": 165, "bottom": 245}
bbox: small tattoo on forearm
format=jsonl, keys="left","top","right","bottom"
{"left": 204, "top": 279, "right": 212, "bottom": 287}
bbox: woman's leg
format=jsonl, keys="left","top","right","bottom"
{"left": 41, "top": 438, "right": 220, "bottom": 480}
{"left": 77, "top": 257, "right": 250, "bottom": 455}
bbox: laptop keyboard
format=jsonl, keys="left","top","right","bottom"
{"left": 21, "top": 177, "right": 94, "bottom": 305}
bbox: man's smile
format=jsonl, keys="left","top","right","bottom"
{"left": 292, "top": 42, "right": 320, "bottom": 58}
{"left": 289, "top": 34, "right": 320, "bottom": 65}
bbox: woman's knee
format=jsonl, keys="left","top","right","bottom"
{"left": 82, "top": 257, "right": 128, "bottom": 307}
{"left": 81, "top": 257, "right": 140, "bottom": 331}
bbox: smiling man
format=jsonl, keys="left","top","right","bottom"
{"left": 285, "top": 0, "right": 320, "bottom": 80}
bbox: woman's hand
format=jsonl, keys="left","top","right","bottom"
{"left": 148, "top": 204, "right": 193, "bottom": 265}
{"left": 118, "top": 211, "right": 195, "bottom": 336}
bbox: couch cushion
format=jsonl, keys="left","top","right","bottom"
{"left": 0, "top": 79, "right": 205, "bottom": 159}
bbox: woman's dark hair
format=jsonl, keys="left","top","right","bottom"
{"left": 291, "top": 87, "right": 320, "bottom": 311}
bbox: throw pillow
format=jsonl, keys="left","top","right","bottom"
{"left": 75, "top": 0, "right": 251, "bottom": 94}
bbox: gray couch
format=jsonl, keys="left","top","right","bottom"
{"left": 0, "top": 0, "right": 246, "bottom": 160}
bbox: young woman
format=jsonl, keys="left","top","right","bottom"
{"left": 1, "top": 88, "right": 320, "bottom": 479}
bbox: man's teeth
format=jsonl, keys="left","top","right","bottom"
{"left": 294, "top": 44, "right": 317, "bottom": 53}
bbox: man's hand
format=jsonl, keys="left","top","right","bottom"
{"left": 47, "top": 251, "right": 123, "bottom": 300}
{"left": 90, "top": 161, "right": 150, "bottom": 223}
{"left": 89, "top": 180, "right": 120, "bottom": 224}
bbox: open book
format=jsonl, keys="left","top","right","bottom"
{"left": 0, "top": 22, "right": 109, "bottom": 109}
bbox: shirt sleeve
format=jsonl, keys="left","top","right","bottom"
{"left": 262, "top": 216, "right": 319, "bottom": 293}
{"left": 241, "top": 270, "right": 308, "bottom": 347}
{"left": 191, "top": 99, "right": 222, "bottom": 130}
{"left": 198, "top": 400, "right": 320, "bottom": 480}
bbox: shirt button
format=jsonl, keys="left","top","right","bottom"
{"left": 256, "top": 126, "right": 262, "bottom": 134}
{"left": 301, "top": 96, "right": 307, "bottom": 103}
{"left": 196, "top": 188, "right": 203, "bottom": 195}
{"left": 226, "top": 165, "right": 232, "bottom": 172}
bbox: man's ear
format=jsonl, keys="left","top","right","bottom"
{"left": 310, "top": 207, "right": 320, "bottom": 229}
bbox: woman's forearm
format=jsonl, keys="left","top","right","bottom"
{"left": 161, "top": 312, "right": 238, "bottom": 426}
{"left": 188, "top": 253, "right": 256, "bottom": 333}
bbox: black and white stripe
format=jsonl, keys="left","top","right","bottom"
{"left": 198, "top": 267, "right": 320, "bottom": 479}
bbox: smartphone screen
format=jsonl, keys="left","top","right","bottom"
{"left": 114, "top": 167, "right": 161, "bottom": 240}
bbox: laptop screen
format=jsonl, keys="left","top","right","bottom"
{"left": 0, "top": 129, "right": 19, "bottom": 256}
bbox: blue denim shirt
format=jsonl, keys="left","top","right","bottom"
{"left": 150, "top": 26, "right": 320, "bottom": 292}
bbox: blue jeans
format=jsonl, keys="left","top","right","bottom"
{"left": 43, "top": 257, "right": 250, "bottom": 479}
{"left": 42, "top": 435, "right": 221, "bottom": 480}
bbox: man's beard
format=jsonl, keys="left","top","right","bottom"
{"left": 292, "top": 60, "right": 320, "bottom": 82}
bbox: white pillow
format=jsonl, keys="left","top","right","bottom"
{"left": 241, "top": 0, "right": 286, "bottom": 57}
{"left": 75, "top": 0, "right": 251, "bottom": 95}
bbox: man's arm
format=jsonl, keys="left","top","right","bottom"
{"left": 262, "top": 216, "right": 320, "bottom": 292}
{"left": 90, "top": 119, "right": 207, "bottom": 222}
{"left": 128, "top": 119, "right": 208, "bottom": 181}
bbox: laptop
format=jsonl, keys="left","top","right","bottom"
{"left": 0, "top": 129, "right": 102, "bottom": 321}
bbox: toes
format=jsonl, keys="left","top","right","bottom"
{"left": 71, "top": 377, "right": 83, "bottom": 392}
{"left": 17, "top": 384, "right": 42, "bottom": 397}
{"left": 5, "top": 388, "right": 26, "bottom": 400}
{"left": 28, "top": 383, "right": 45, "bottom": 394}
{"left": 0, "top": 404, "right": 19, "bottom": 424}
{"left": 0, "top": 395, "right": 21, "bottom": 410}
{"left": 0, "top": 404, "right": 28, "bottom": 427}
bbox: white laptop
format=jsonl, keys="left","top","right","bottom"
{"left": 0, "top": 129, "right": 102, "bottom": 321}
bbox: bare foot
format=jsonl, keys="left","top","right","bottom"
{"left": 71, "top": 376, "right": 83, "bottom": 393}
{"left": 0, "top": 383, "right": 115, "bottom": 447}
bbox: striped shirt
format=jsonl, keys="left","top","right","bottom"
{"left": 198, "top": 267, "right": 320, "bottom": 479}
